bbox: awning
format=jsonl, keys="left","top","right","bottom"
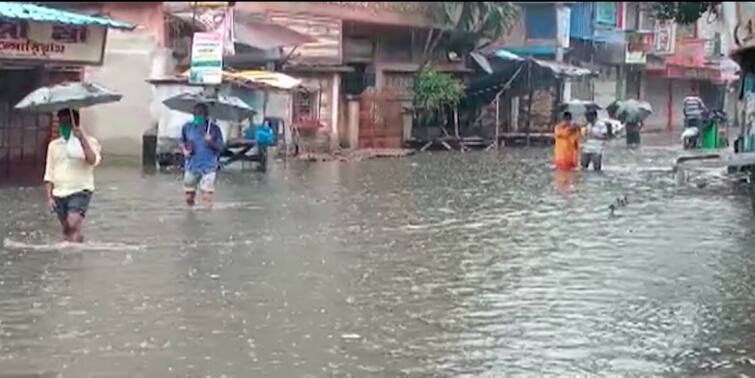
{"left": 532, "top": 59, "right": 594, "bottom": 79}
{"left": 646, "top": 64, "right": 723, "bottom": 82}
{"left": 223, "top": 70, "right": 303, "bottom": 90}
{"left": 149, "top": 70, "right": 304, "bottom": 91}
{"left": 0, "top": 2, "right": 135, "bottom": 30}
{"left": 493, "top": 49, "right": 594, "bottom": 79}
{"left": 465, "top": 52, "right": 595, "bottom": 100}
{"left": 498, "top": 46, "right": 559, "bottom": 57}
{"left": 169, "top": 11, "right": 315, "bottom": 51}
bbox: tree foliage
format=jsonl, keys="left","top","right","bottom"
{"left": 429, "top": 2, "right": 520, "bottom": 43}
{"left": 646, "top": 2, "right": 721, "bottom": 25}
{"left": 412, "top": 68, "right": 465, "bottom": 128}
{"left": 413, "top": 68, "right": 464, "bottom": 112}
{"left": 422, "top": 2, "right": 520, "bottom": 64}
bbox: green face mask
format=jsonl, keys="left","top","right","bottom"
{"left": 193, "top": 115, "right": 207, "bottom": 125}
{"left": 60, "top": 123, "right": 72, "bottom": 140}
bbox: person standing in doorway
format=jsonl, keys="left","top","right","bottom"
{"left": 44, "top": 109, "right": 102, "bottom": 243}
{"left": 553, "top": 112, "right": 581, "bottom": 171}
{"left": 181, "top": 103, "right": 224, "bottom": 207}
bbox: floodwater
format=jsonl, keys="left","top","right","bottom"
{"left": 1, "top": 134, "right": 755, "bottom": 377}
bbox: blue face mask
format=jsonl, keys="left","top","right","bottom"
{"left": 193, "top": 115, "right": 207, "bottom": 125}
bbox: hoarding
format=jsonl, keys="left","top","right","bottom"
{"left": 0, "top": 20, "right": 106, "bottom": 65}
{"left": 653, "top": 21, "right": 675, "bottom": 55}
{"left": 189, "top": 32, "right": 223, "bottom": 85}
{"left": 626, "top": 32, "right": 652, "bottom": 64}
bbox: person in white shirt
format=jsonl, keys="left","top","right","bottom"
{"left": 44, "top": 109, "right": 102, "bottom": 243}
{"left": 580, "top": 110, "right": 610, "bottom": 171}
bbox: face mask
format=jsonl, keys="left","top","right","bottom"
{"left": 60, "top": 123, "right": 72, "bottom": 140}
{"left": 193, "top": 115, "right": 207, "bottom": 125}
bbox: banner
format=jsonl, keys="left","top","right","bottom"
{"left": 653, "top": 21, "right": 675, "bottom": 55}
{"left": 0, "top": 20, "right": 106, "bottom": 65}
{"left": 192, "top": 7, "right": 234, "bottom": 56}
{"left": 626, "top": 32, "right": 652, "bottom": 64}
{"left": 556, "top": 6, "right": 571, "bottom": 49}
{"left": 190, "top": 32, "right": 223, "bottom": 85}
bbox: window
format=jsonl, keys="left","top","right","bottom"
{"left": 677, "top": 23, "right": 696, "bottom": 38}
{"left": 596, "top": 2, "right": 617, "bottom": 26}
{"left": 625, "top": 2, "right": 640, "bottom": 30}
{"left": 640, "top": 9, "right": 655, "bottom": 31}
{"left": 525, "top": 4, "right": 556, "bottom": 39}
{"left": 292, "top": 90, "right": 319, "bottom": 122}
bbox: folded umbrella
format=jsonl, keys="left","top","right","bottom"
{"left": 15, "top": 81, "right": 123, "bottom": 113}
{"left": 162, "top": 92, "right": 256, "bottom": 122}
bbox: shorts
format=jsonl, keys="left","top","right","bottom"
{"left": 184, "top": 171, "right": 216, "bottom": 193}
{"left": 581, "top": 152, "right": 603, "bottom": 170}
{"left": 53, "top": 190, "right": 92, "bottom": 224}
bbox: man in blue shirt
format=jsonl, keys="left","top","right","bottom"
{"left": 181, "top": 103, "right": 224, "bottom": 207}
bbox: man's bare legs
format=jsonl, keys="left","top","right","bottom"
{"left": 185, "top": 190, "right": 196, "bottom": 206}
{"left": 201, "top": 191, "right": 214, "bottom": 208}
{"left": 60, "top": 212, "right": 85, "bottom": 243}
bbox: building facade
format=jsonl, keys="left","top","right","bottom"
{"left": 644, "top": 4, "right": 735, "bottom": 130}
{"left": 0, "top": 3, "right": 134, "bottom": 185}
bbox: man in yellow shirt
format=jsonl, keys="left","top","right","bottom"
{"left": 43, "top": 109, "right": 102, "bottom": 243}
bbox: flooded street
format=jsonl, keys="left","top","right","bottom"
{"left": 2, "top": 134, "right": 755, "bottom": 377}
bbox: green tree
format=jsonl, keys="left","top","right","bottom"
{"left": 422, "top": 2, "right": 520, "bottom": 65}
{"left": 412, "top": 67, "right": 465, "bottom": 129}
{"left": 646, "top": 2, "right": 721, "bottom": 25}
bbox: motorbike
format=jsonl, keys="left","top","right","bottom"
{"left": 682, "top": 110, "right": 728, "bottom": 150}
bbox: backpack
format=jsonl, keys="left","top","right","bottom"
{"left": 255, "top": 124, "right": 275, "bottom": 147}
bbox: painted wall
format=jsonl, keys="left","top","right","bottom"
{"left": 226, "top": 2, "right": 432, "bottom": 28}
{"left": 75, "top": 2, "right": 173, "bottom": 157}
{"left": 498, "top": 3, "right": 558, "bottom": 48}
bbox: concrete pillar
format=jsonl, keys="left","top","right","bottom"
{"left": 330, "top": 73, "right": 341, "bottom": 151}
{"left": 346, "top": 96, "right": 360, "bottom": 149}
{"left": 615, "top": 65, "right": 626, "bottom": 100}
{"left": 402, "top": 103, "right": 412, "bottom": 143}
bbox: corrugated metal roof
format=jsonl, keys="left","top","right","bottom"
{"left": 150, "top": 70, "right": 305, "bottom": 91}
{"left": 0, "top": 2, "right": 135, "bottom": 30}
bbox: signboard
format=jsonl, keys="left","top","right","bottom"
{"left": 556, "top": 5, "right": 571, "bottom": 49}
{"left": 653, "top": 21, "right": 675, "bottom": 55}
{"left": 0, "top": 20, "right": 106, "bottom": 65}
{"left": 190, "top": 2, "right": 230, "bottom": 8}
{"left": 189, "top": 32, "right": 223, "bottom": 85}
{"left": 192, "top": 6, "right": 234, "bottom": 56}
{"left": 625, "top": 32, "right": 652, "bottom": 64}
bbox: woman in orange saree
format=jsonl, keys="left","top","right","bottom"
{"left": 553, "top": 112, "right": 580, "bottom": 171}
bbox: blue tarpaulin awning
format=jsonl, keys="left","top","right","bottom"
{"left": 497, "top": 46, "right": 560, "bottom": 57}
{"left": 0, "top": 2, "right": 135, "bottom": 30}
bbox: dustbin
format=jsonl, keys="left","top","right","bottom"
{"left": 701, "top": 121, "right": 719, "bottom": 150}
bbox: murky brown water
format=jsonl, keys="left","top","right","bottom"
{"left": 1, "top": 134, "right": 755, "bottom": 377}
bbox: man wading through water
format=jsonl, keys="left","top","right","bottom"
{"left": 181, "top": 103, "right": 224, "bottom": 207}
{"left": 580, "top": 110, "right": 610, "bottom": 171}
{"left": 44, "top": 109, "right": 102, "bottom": 243}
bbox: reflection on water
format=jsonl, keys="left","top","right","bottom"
{"left": 1, "top": 135, "right": 755, "bottom": 376}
